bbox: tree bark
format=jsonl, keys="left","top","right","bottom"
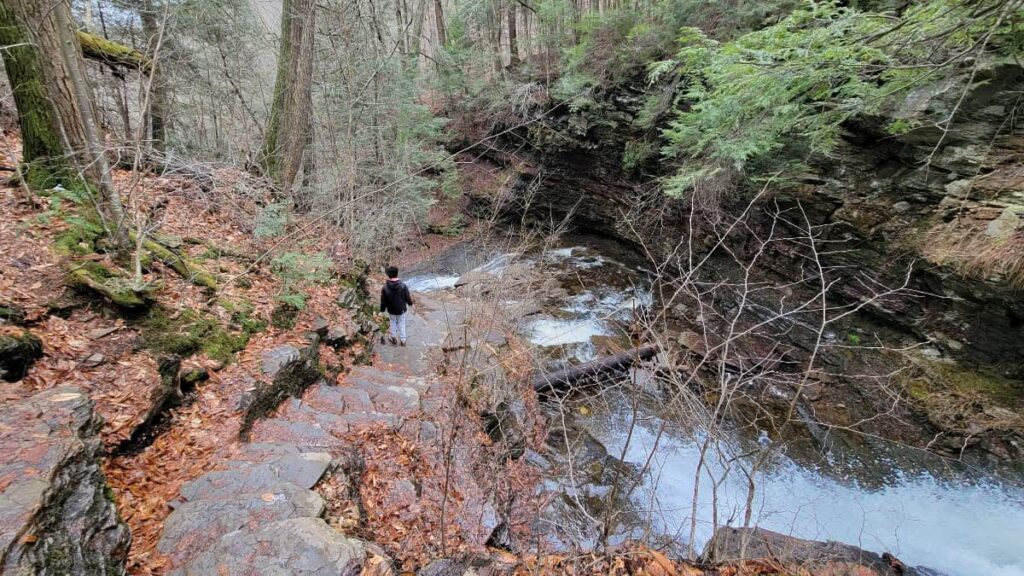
{"left": 3, "top": 0, "right": 123, "bottom": 226}
{"left": 139, "top": 0, "right": 167, "bottom": 152}
{"left": 259, "top": 0, "right": 316, "bottom": 202}
{"left": 0, "top": 1, "right": 69, "bottom": 186}
{"left": 507, "top": 1, "right": 519, "bottom": 67}
{"left": 433, "top": 0, "right": 447, "bottom": 48}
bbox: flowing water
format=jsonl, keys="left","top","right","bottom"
{"left": 407, "top": 236, "right": 1024, "bottom": 576}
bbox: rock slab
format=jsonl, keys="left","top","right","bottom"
{"left": 0, "top": 387, "right": 130, "bottom": 575}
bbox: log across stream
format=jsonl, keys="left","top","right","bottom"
{"left": 405, "top": 234, "right": 1024, "bottom": 576}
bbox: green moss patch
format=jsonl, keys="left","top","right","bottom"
{"left": 140, "top": 307, "right": 256, "bottom": 365}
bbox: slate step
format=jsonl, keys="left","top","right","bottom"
{"left": 158, "top": 482, "right": 325, "bottom": 566}
{"left": 171, "top": 517, "right": 370, "bottom": 576}
{"left": 179, "top": 451, "right": 331, "bottom": 502}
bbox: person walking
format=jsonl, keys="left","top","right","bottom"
{"left": 380, "top": 266, "right": 414, "bottom": 346}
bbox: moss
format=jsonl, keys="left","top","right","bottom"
{"left": 0, "top": 330, "right": 43, "bottom": 381}
{"left": 55, "top": 226, "right": 99, "bottom": 256}
{"left": 139, "top": 236, "right": 219, "bottom": 290}
{"left": 77, "top": 31, "right": 150, "bottom": 72}
{"left": 140, "top": 307, "right": 250, "bottom": 365}
{"left": 270, "top": 302, "right": 300, "bottom": 330}
{"left": 905, "top": 359, "right": 1022, "bottom": 407}
{"left": 69, "top": 262, "right": 154, "bottom": 308}
{"left": 233, "top": 277, "right": 253, "bottom": 289}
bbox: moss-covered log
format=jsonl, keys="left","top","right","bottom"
{"left": 69, "top": 262, "right": 155, "bottom": 308}
{"left": 77, "top": 30, "right": 151, "bottom": 73}
{"left": 136, "top": 235, "right": 219, "bottom": 290}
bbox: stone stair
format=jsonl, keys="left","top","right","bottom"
{"left": 157, "top": 442, "right": 380, "bottom": 575}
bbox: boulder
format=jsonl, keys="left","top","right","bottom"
{"left": 241, "top": 339, "right": 323, "bottom": 439}
{"left": 0, "top": 387, "right": 130, "bottom": 575}
{"left": 173, "top": 517, "right": 370, "bottom": 576}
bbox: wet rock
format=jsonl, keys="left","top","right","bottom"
{"left": 0, "top": 387, "right": 130, "bottom": 575}
{"left": 485, "top": 400, "right": 527, "bottom": 459}
{"left": 241, "top": 339, "right": 322, "bottom": 440}
{"left": 0, "top": 329, "right": 43, "bottom": 381}
{"left": 703, "top": 527, "right": 918, "bottom": 575}
{"left": 179, "top": 452, "right": 331, "bottom": 501}
{"left": 262, "top": 344, "right": 302, "bottom": 376}
{"left": 174, "top": 517, "right": 373, "bottom": 576}
{"left": 158, "top": 482, "right": 326, "bottom": 564}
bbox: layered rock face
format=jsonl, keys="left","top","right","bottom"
{"left": 460, "top": 63, "right": 1024, "bottom": 461}
{"left": 0, "top": 387, "right": 130, "bottom": 575}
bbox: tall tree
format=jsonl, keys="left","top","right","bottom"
{"left": 0, "top": 0, "right": 123, "bottom": 225}
{"left": 259, "top": 0, "right": 316, "bottom": 202}
{"left": 138, "top": 0, "right": 169, "bottom": 153}
{"left": 433, "top": 0, "right": 447, "bottom": 48}
{"left": 507, "top": 0, "right": 519, "bottom": 67}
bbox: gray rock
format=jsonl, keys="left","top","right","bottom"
{"left": 985, "top": 207, "right": 1021, "bottom": 239}
{"left": 0, "top": 387, "right": 130, "bottom": 575}
{"left": 159, "top": 482, "right": 326, "bottom": 565}
{"left": 179, "top": 452, "right": 331, "bottom": 501}
{"left": 262, "top": 344, "right": 302, "bottom": 376}
{"left": 891, "top": 201, "right": 912, "bottom": 213}
{"left": 174, "top": 517, "right": 371, "bottom": 576}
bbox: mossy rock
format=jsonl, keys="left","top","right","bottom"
{"left": 0, "top": 329, "right": 43, "bottom": 381}
{"left": 0, "top": 304, "right": 26, "bottom": 325}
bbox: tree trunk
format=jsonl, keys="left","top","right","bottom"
{"left": 433, "top": 0, "right": 447, "bottom": 48}
{"left": 507, "top": 1, "right": 519, "bottom": 67}
{"left": 3, "top": 0, "right": 123, "bottom": 226}
{"left": 139, "top": 0, "right": 167, "bottom": 153}
{"left": 532, "top": 345, "right": 658, "bottom": 395}
{"left": 0, "top": 2, "right": 69, "bottom": 187}
{"left": 259, "top": 0, "right": 316, "bottom": 203}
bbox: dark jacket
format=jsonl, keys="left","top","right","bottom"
{"left": 380, "top": 279, "right": 414, "bottom": 315}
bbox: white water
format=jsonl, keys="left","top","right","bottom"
{"left": 587, "top": 408, "right": 1024, "bottom": 576}
{"left": 521, "top": 242, "right": 1024, "bottom": 576}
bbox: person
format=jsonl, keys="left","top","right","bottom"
{"left": 380, "top": 266, "right": 413, "bottom": 346}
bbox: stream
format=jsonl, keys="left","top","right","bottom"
{"left": 406, "top": 236, "right": 1024, "bottom": 576}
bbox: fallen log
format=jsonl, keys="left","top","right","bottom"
{"left": 532, "top": 345, "right": 658, "bottom": 395}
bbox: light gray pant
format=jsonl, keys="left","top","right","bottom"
{"left": 388, "top": 313, "right": 407, "bottom": 341}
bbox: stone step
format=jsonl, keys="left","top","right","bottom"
{"left": 171, "top": 517, "right": 371, "bottom": 576}
{"left": 179, "top": 452, "right": 331, "bottom": 502}
{"left": 248, "top": 420, "right": 349, "bottom": 453}
{"left": 303, "top": 384, "right": 374, "bottom": 415}
{"left": 348, "top": 366, "right": 430, "bottom": 392}
{"left": 347, "top": 377, "right": 421, "bottom": 415}
{"left": 158, "top": 482, "right": 325, "bottom": 567}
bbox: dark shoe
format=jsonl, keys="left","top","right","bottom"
{"left": 400, "top": 340, "right": 407, "bottom": 347}
{"left": 389, "top": 335, "right": 398, "bottom": 345}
